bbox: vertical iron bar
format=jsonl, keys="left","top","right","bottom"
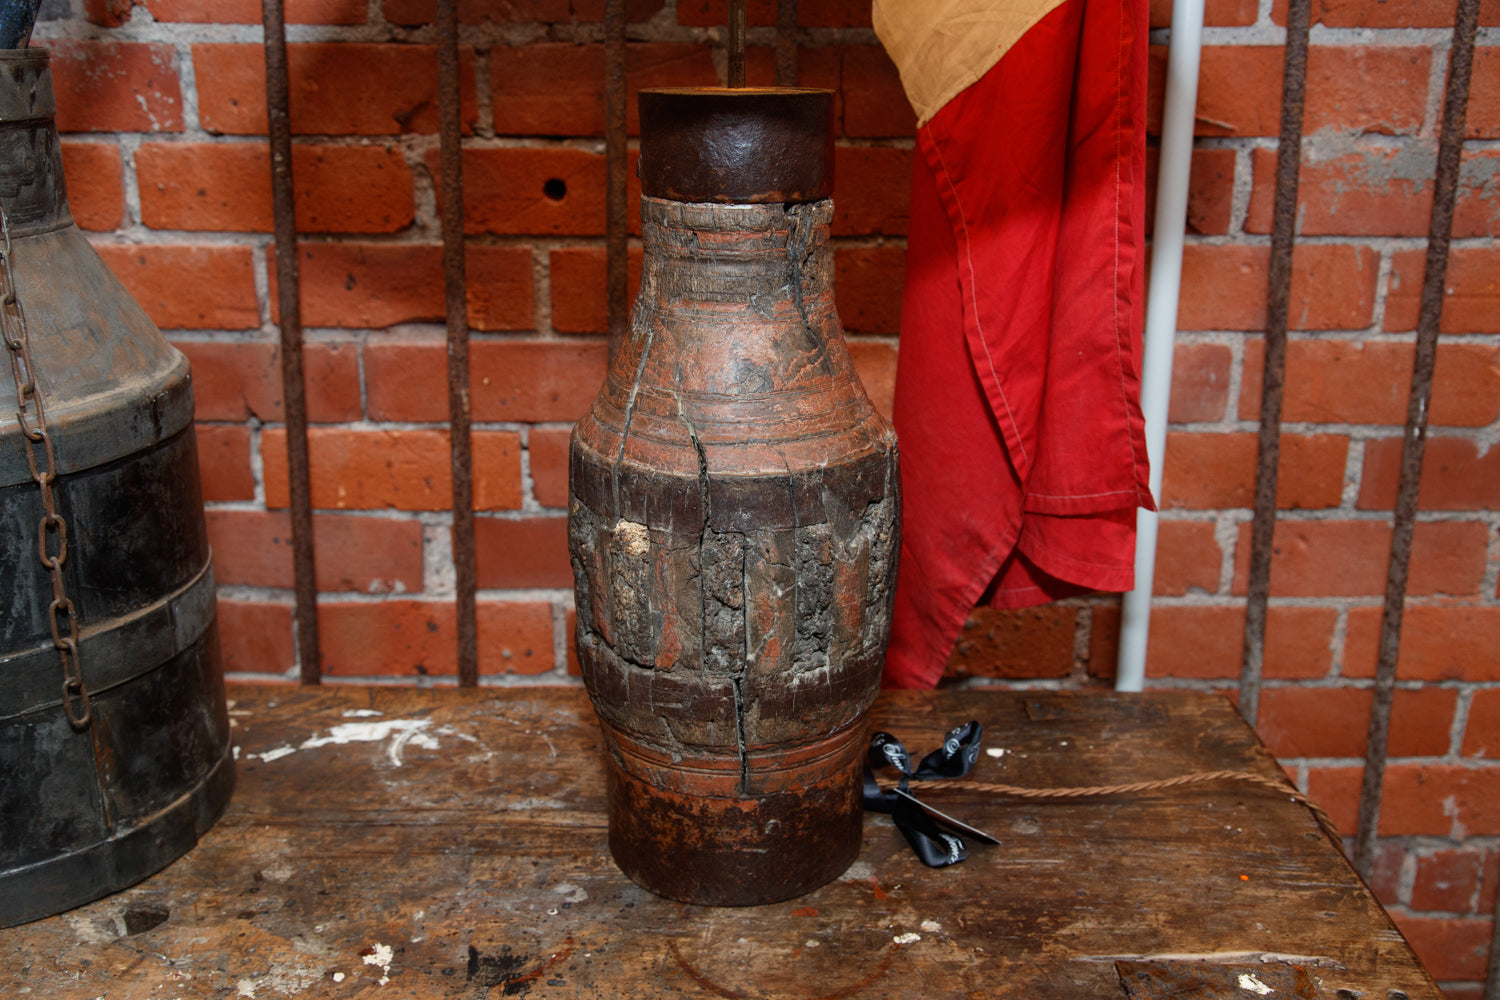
{"left": 728, "top": 0, "right": 747, "bottom": 88}
{"left": 605, "top": 0, "right": 628, "bottom": 361}
{"left": 437, "top": 0, "right": 477, "bottom": 688}
{"left": 1356, "top": 0, "right": 1479, "bottom": 884}
{"left": 262, "top": 0, "right": 320, "bottom": 685}
{"left": 1239, "top": 0, "right": 1310, "bottom": 728}
{"left": 775, "top": 0, "right": 798, "bottom": 87}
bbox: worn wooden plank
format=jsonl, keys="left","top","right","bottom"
{"left": 0, "top": 686, "right": 1441, "bottom": 999}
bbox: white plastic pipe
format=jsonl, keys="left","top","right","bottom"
{"left": 1115, "top": 0, "right": 1205, "bottom": 692}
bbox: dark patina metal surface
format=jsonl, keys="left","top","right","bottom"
{"left": 571, "top": 89, "right": 897, "bottom": 906}
{"left": 0, "top": 48, "right": 231, "bottom": 927}
{"left": 637, "top": 87, "right": 835, "bottom": 204}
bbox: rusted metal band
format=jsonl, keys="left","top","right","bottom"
{"left": 262, "top": 0, "right": 320, "bottom": 685}
{"left": 775, "top": 0, "right": 798, "bottom": 87}
{"left": 436, "top": 0, "right": 477, "bottom": 688}
{"left": 1239, "top": 0, "right": 1310, "bottom": 728}
{"left": 637, "top": 88, "right": 834, "bottom": 203}
{"left": 605, "top": 0, "right": 627, "bottom": 361}
{"left": 0, "top": 557, "right": 216, "bottom": 719}
{"left": 1356, "top": 0, "right": 1481, "bottom": 886}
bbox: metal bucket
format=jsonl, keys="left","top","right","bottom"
{"left": 0, "top": 47, "right": 232, "bottom": 926}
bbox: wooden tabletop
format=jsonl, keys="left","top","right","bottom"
{"left": 0, "top": 685, "right": 1439, "bottom": 999}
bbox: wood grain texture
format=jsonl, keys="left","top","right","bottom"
{"left": 0, "top": 686, "right": 1441, "bottom": 999}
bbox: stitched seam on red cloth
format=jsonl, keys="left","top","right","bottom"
{"left": 1114, "top": 0, "right": 1154, "bottom": 509}
{"left": 1017, "top": 527, "right": 1136, "bottom": 589}
{"left": 921, "top": 127, "right": 1031, "bottom": 472}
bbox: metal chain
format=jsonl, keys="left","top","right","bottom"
{"left": 0, "top": 205, "right": 90, "bottom": 729}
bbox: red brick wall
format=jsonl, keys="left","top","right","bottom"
{"left": 35, "top": 0, "right": 1499, "bottom": 991}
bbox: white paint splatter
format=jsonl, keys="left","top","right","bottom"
{"left": 343, "top": 709, "right": 384, "bottom": 718}
{"left": 332, "top": 972, "right": 345, "bottom": 983}
{"left": 259, "top": 863, "right": 293, "bottom": 882}
{"left": 985, "top": 748, "right": 1006, "bottom": 759}
{"left": 840, "top": 861, "right": 875, "bottom": 882}
{"left": 1238, "top": 973, "right": 1274, "bottom": 995}
{"left": 804, "top": 940, "right": 820, "bottom": 948}
{"left": 554, "top": 883, "right": 587, "bottom": 904}
{"left": 920, "top": 919, "right": 941, "bottom": 933}
{"left": 236, "top": 979, "right": 256, "bottom": 998}
{"left": 249, "top": 746, "right": 297, "bottom": 763}
{"left": 893, "top": 933, "right": 921, "bottom": 945}
{"left": 363, "top": 943, "right": 393, "bottom": 986}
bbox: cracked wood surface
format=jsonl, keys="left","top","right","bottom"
{"left": 0, "top": 685, "right": 1440, "bottom": 999}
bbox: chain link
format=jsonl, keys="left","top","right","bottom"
{"left": 0, "top": 205, "right": 90, "bottom": 729}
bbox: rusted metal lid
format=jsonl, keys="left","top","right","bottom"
{"left": 637, "top": 87, "right": 834, "bottom": 204}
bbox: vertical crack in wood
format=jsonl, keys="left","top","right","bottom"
{"left": 611, "top": 320, "right": 655, "bottom": 523}
{"left": 785, "top": 203, "right": 834, "bottom": 377}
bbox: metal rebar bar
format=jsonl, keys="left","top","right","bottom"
{"left": 1353, "top": 0, "right": 1479, "bottom": 888}
{"left": 775, "top": 0, "right": 798, "bottom": 87}
{"left": 262, "top": 0, "right": 320, "bottom": 685}
{"left": 1238, "top": 0, "right": 1310, "bottom": 728}
{"left": 437, "top": 0, "right": 477, "bottom": 688}
{"left": 605, "top": 0, "right": 628, "bottom": 361}
{"left": 728, "top": 0, "right": 747, "bottom": 88}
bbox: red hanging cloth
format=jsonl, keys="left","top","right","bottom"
{"left": 876, "top": 0, "right": 1156, "bottom": 688}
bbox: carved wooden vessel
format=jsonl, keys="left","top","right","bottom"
{"left": 568, "top": 88, "right": 900, "bottom": 906}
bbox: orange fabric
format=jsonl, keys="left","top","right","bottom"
{"left": 882, "top": 0, "right": 1153, "bottom": 688}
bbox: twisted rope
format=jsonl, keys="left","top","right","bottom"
{"left": 882, "top": 770, "right": 1345, "bottom": 852}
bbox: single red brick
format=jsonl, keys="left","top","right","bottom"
{"left": 1141, "top": 605, "right": 1337, "bottom": 680}
{"left": 1177, "top": 244, "right": 1377, "bottom": 331}
{"left": 1467, "top": 47, "right": 1500, "bottom": 140}
{"left": 842, "top": 46, "right": 916, "bottom": 139}
{"left": 1386, "top": 247, "right": 1500, "bottom": 334}
{"left": 1231, "top": 520, "right": 1486, "bottom": 597}
{"left": 467, "top": 247, "right": 538, "bottom": 331}
{"left": 206, "top": 509, "right": 424, "bottom": 592}
{"left": 60, "top": 142, "right": 123, "bottom": 231}
{"left": 175, "top": 341, "right": 361, "bottom": 423}
{"left": 145, "top": 0, "right": 366, "bottom": 23}
{"left": 95, "top": 244, "right": 258, "bottom": 330}
{"left": 193, "top": 43, "right": 478, "bottom": 136}
{"left": 1150, "top": 46, "right": 1430, "bottom": 138}
{"left": 195, "top": 424, "right": 254, "bottom": 501}
{"left": 1309, "top": 763, "right": 1500, "bottom": 837}
{"left": 1391, "top": 914, "right": 1492, "bottom": 981}
{"left": 82, "top": 0, "right": 132, "bottom": 26}
{"left": 1247, "top": 145, "right": 1427, "bottom": 237}
{"left": 1161, "top": 431, "right": 1346, "bottom": 510}
{"left": 1366, "top": 839, "right": 1407, "bottom": 910}
{"left": 1153, "top": 519, "right": 1221, "bottom": 596}
{"left": 1149, "top": 0, "right": 1258, "bottom": 25}
{"left": 1465, "top": 690, "right": 1500, "bottom": 756}
{"left": 136, "top": 142, "right": 415, "bottom": 234}
{"left": 1146, "top": 148, "right": 1236, "bottom": 236}
{"left": 216, "top": 599, "right": 295, "bottom": 676}
{"left": 433, "top": 147, "right": 604, "bottom": 236}
{"left": 1240, "top": 340, "right": 1500, "bottom": 427}
{"left": 1167, "top": 342, "right": 1232, "bottom": 422}
{"left": 833, "top": 146, "right": 912, "bottom": 237}
{"left": 836, "top": 246, "right": 904, "bottom": 336}
{"left": 383, "top": 0, "right": 568, "bottom": 26}
{"left": 944, "top": 606, "right": 1076, "bottom": 680}
{"left": 1346, "top": 605, "right": 1500, "bottom": 682}
{"left": 1272, "top": 0, "right": 1500, "bottom": 26}
{"left": 1358, "top": 435, "right": 1500, "bottom": 511}
{"left": 50, "top": 41, "right": 183, "bottom": 134}
{"left": 529, "top": 427, "right": 572, "bottom": 509}
{"left": 491, "top": 43, "right": 717, "bottom": 136}
{"left": 364, "top": 340, "right": 607, "bottom": 423}
{"left": 1412, "top": 848, "right": 1484, "bottom": 912}
{"left": 262, "top": 428, "right": 522, "bottom": 511}
{"left": 472, "top": 516, "right": 571, "bottom": 589}
{"left": 479, "top": 601, "right": 558, "bottom": 675}
{"left": 1256, "top": 685, "right": 1455, "bottom": 759}
{"left": 847, "top": 340, "right": 896, "bottom": 422}
{"left": 547, "top": 247, "right": 643, "bottom": 334}
{"left": 270, "top": 243, "right": 532, "bottom": 330}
